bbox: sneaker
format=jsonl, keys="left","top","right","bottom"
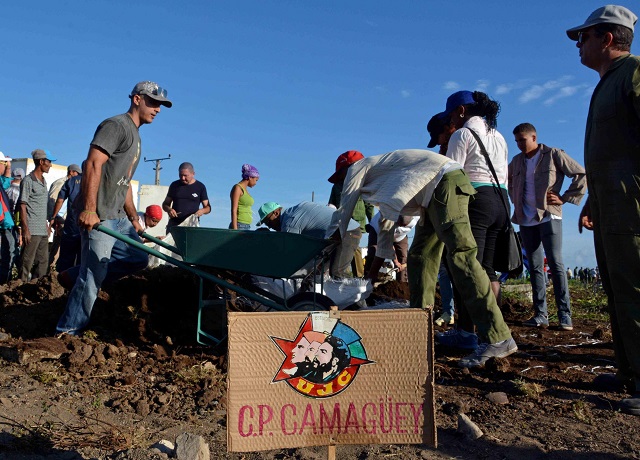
{"left": 619, "top": 393, "right": 640, "bottom": 416}
{"left": 558, "top": 315, "right": 573, "bottom": 331}
{"left": 522, "top": 314, "right": 549, "bottom": 328}
{"left": 458, "top": 337, "right": 518, "bottom": 368}
{"left": 435, "top": 313, "right": 454, "bottom": 327}
{"left": 435, "top": 329, "right": 478, "bottom": 350}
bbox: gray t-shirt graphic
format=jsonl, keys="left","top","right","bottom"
{"left": 90, "top": 113, "right": 141, "bottom": 220}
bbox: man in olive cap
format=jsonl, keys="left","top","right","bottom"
{"left": 567, "top": 5, "right": 640, "bottom": 415}
{"left": 56, "top": 81, "right": 172, "bottom": 336}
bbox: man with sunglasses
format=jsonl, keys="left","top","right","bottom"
{"left": 567, "top": 5, "right": 640, "bottom": 415}
{"left": 56, "top": 81, "right": 172, "bottom": 336}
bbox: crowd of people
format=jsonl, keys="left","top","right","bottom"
{"left": 0, "top": 4, "right": 638, "bottom": 416}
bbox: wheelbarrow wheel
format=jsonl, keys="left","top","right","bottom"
{"left": 287, "top": 292, "right": 335, "bottom": 311}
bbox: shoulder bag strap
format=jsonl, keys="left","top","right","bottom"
{"left": 466, "top": 128, "right": 512, "bottom": 222}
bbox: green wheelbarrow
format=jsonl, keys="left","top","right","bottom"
{"left": 96, "top": 225, "right": 338, "bottom": 345}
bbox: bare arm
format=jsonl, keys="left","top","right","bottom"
{"left": 124, "top": 184, "right": 143, "bottom": 234}
{"left": 78, "top": 146, "right": 109, "bottom": 231}
{"left": 196, "top": 199, "right": 211, "bottom": 217}
{"left": 19, "top": 202, "right": 30, "bottom": 246}
{"left": 49, "top": 197, "right": 66, "bottom": 227}
{"left": 162, "top": 195, "right": 177, "bottom": 219}
{"left": 578, "top": 197, "right": 593, "bottom": 233}
{"left": 230, "top": 185, "right": 243, "bottom": 229}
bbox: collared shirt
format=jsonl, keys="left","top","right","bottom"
{"left": 446, "top": 116, "right": 509, "bottom": 188}
{"left": 508, "top": 143, "right": 586, "bottom": 225}
{"left": 19, "top": 172, "right": 49, "bottom": 236}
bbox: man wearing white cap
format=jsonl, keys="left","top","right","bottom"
{"left": 56, "top": 81, "right": 172, "bottom": 336}
{"left": 567, "top": 5, "right": 640, "bottom": 415}
{"left": 0, "top": 152, "right": 17, "bottom": 284}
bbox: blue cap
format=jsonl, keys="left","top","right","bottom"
{"left": 443, "top": 90, "right": 475, "bottom": 116}
{"left": 31, "top": 149, "right": 57, "bottom": 162}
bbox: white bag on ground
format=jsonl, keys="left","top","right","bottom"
{"left": 250, "top": 275, "right": 372, "bottom": 309}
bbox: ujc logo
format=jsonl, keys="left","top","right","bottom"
{"left": 271, "top": 312, "right": 373, "bottom": 398}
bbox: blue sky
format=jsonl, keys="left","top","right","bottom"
{"left": 1, "top": 0, "right": 635, "bottom": 269}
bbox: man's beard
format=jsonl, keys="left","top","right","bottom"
{"left": 292, "top": 360, "right": 314, "bottom": 377}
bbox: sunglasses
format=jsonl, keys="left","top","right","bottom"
{"left": 138, "top": 84, "right": 167, "bottom": 99}
{"left": 577, "top": 32, "right": 591, "bottom": 45}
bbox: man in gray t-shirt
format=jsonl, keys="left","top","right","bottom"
{"left": 19, "top": 149, "right": 56, "bottom": 282}
{"left": 56, "top": 81, "right": 173, "bottom": 335}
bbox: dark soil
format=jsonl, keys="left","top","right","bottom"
{"left": 0, "top": 269, "right": 638, "bottom": 459}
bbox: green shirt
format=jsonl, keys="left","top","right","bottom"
{"left": 585, "top": 54, "right": 640, "bottom": 233}
{"left": 329, "top": 182, "right": 374, "bottom": 232}
{"left": 236, "top": 184, "right": 254, "bottom": 224}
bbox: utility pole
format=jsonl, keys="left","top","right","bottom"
{"left": 144, "top": 154, "right": 171, "bottom": 185}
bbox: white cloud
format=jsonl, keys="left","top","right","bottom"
{"left": 443, "top": 81, "right": 459, "bottom": 91}
{"left": 495, "top": 79, "right": 532, "bottom": 95}
{"left": 495, "top": 84, "right": 511, "bottom": 95}
{"left": 401, "top": 90, "right": 411, "bottom": 98}
{"left": 375, "top": 86, "right": 387, "bottom": 93}
{"left": 544, "top": 85, "right": 585, "bottom": 106}
{"left": 365, "top": 20, "right": 377, "bottom": 27}
{"left": 475, "top": 79, "right": 490, "bottom": 92}
{"left": 518, "top": 76, "right": 573, "bottom": 103}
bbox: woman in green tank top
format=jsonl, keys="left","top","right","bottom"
{"left": 229, "top": 164, "right": 260, "bottom": 230}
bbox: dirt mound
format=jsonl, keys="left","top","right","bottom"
{"left": 0, "top": 271, "right": 638, "bottom": 459}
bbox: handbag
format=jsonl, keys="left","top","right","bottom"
{"left": 466, "top": 128, "right": 523, "bottom": 275}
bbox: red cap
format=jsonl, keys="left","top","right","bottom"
{"left": 328, "top": 150, "right": 364, "bottom": 183}
{"left": 145, "top": 204, "right": 163, "bottom": 220}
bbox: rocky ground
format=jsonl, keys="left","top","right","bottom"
{"left": 0, "top": 268, "right": 638, "bottom": 459}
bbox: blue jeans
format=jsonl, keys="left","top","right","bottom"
{"left": 519, "top": 219, "right": 571, "bottom": 319}
{"left": 229, "top": 222, "right": 251, "bottom": 230}
{"left": 0, "top": 227, "right": 17, "bottom": 283}
{"left": 438, "top": 261, "right": 455, "bottom": 317}
{"left": 56, "top": 232, "right": 81, "bottom": 273}
{"left": 56, "top": 218, "right": 149, "bottom": 334}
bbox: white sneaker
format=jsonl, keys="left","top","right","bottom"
{"left": 458, "top": 337, "right": 518, "bottom": 368}
{"left": 435, "top": 313, "right": 454, "bottom": 327}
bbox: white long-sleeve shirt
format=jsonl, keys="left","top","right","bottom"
{"left": 333, "top": 149, "right": 460, "bottom": 259}
{"left": 446, "top": 116, "right": 508, "bottom": 187}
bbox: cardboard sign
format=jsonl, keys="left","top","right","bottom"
{"left": 227, "top": 309, "right": 435, "bottom": 452}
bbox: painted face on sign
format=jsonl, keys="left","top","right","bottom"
{"left": 305, "top": 341, "right": 323, "bottom": 367}
{"left": 291, "top": 337, "right": 310, "bottom": 364}
{"left": 315, "top": 342, "right": 334, "bottom": 366}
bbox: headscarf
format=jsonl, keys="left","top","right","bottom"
{"left": 241, "top": 164, "right": 260, "bottom": 180}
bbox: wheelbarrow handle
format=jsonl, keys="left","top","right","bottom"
{"left": 139, "top": 231, "right": 181, "bottom": 254}
{"left": 91, "top": 223, "right": 181, "bottom": 255}
{"left": 92, "top": 224, "right": 287, "bottom": 311}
